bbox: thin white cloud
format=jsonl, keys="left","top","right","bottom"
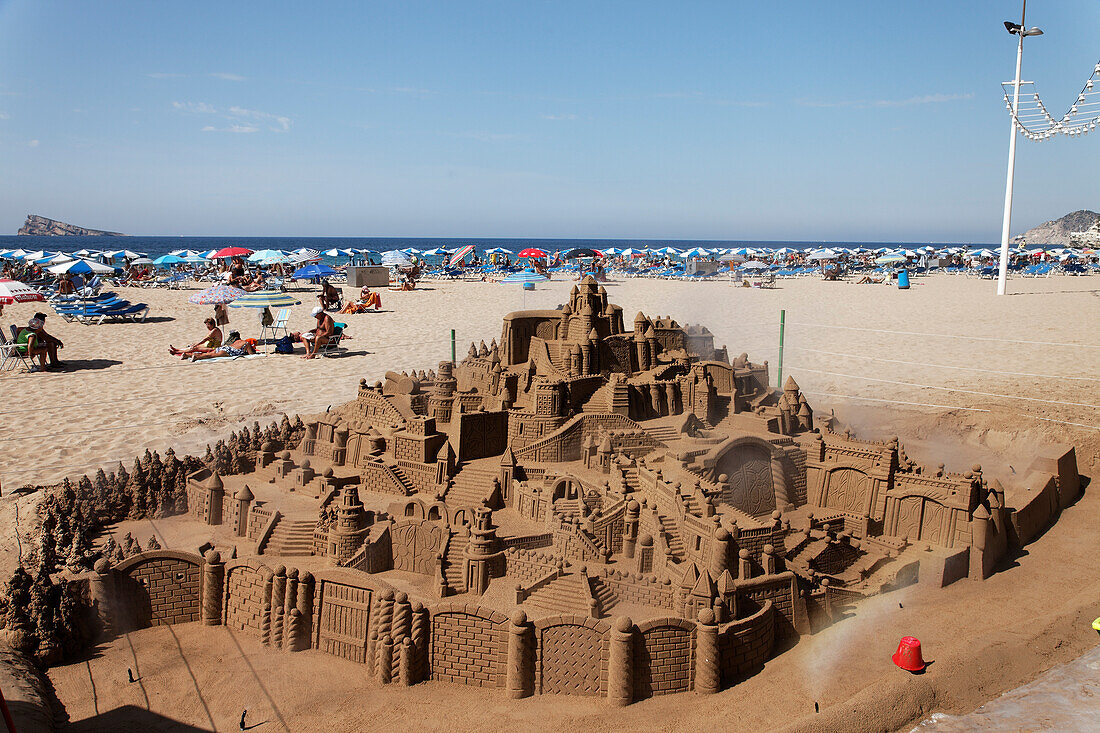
{"left": 0, "top": 112, "right": 10, "bottom": 120}
{"left": 391, "top": 86, "right": 436, "bottom": 97}
{"left": 541, "top": 113, "right": 578, "bottom": 121}
{"left": 28, "top": 139, "right": 39, "bottom": 147}
{"left": 172, "top": 101, "right": 217, "bottom": 114}
{"left": 210, "top": 72, "right": 247, "bottom": 82}
{"left": 173, "top": 101, "right": 290, "bottom": 133}
{"left": 798, "top": 92, "right": 974, "bottom": 109}
{"left": 228, "top": 106, "right": 291, "bottom": 132}
{"left": 202, "top": 124, "right": 259, "bottom": 134}
{"left": 147, "top": 72, "right": 187, "bottom": 79}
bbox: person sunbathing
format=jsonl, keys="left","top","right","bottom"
{"left": 188, "top": 330, "right": 256, "bottom": 361}
{"left": 302, "top": 306, "right": 335, "bottom": 359}
{"left": 170, "top": 318, "right": 223, "bottom": 359}
{"left": 339, "top": 286, "right": 381, "bottom": 313}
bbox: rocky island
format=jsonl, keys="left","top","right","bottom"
{"left": 17, "top": 214, "right": 124, "bottom": 236}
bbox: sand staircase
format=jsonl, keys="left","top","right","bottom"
{"left": 581, "top": 382, "right": 614, "bottom": 413}
{"left": 387, "top": 462, "right": 416, "bottom": 496}
{"left": 589, "top": 577, "right": 617, "bottom": 616}
{"left": 656, "top": 513, "right": 685, "bottom": 560}
{"left": 523, "top": 573, "right": 592, "bottom": 616}
{"left": 261, "top": 517, "right": 316, "bottom": 557}
{"left": 445, "top": 459, "right": 500, "bottom": 509}
{"left": 441, "top": 532, "right": 468, "bottom": 595}
{"left": 645, "top": 424, "right": 681, "bottom": 444}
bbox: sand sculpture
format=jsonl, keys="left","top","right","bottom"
{"left": 16, "top": 276, "right": 1082, "bottom": 702}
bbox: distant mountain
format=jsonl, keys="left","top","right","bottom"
{"left": 1017, "top": 209, "right": 1099, "bottom": 246}
{"left": 17, "top": 214, "right": 125, "bottom": 237}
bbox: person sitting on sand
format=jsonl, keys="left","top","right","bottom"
{"left": 339, "top": 286, "right": 381, "bottom": 313}
{"left": 317, "top": 279, "right": 342, "bottom": 310}
{"left": 188, "top": 330, "right": 256, "bottom": 361}
{"left": 14, "top": 317, "right": 56, "bottom": 372}
{"left": 302, "top": 306, "right": 335, "bottom": 359}
{"left": 241, "top": 270, "right": 266, "bottom": 292}
{"left": 28, "top": 312, "right": 64, "bottom": 368}
{"left": 169, "top": 317, "right": 223, "bottom": 359}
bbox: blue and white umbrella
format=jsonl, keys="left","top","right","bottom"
{"left": 293, "top": 263, "right": 339, "bottom": 279}
{"left": 381, "top": 250, "right": 413, "bottom": 267}
{"left": 47, "top": 258, "right": 118, "bottom": 275}
{"left": 483, "top": 247, "right": 512, "bottom": 255}
{"left": 153, "top": 254, "right": 187, "bottom": 267}
{"left": 500, "top": 269, "right": 549, "bottom": 283}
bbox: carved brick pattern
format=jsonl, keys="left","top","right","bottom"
{"left": 430, "top": 610, "right": 506, "bottom": 688}
{"left": 119, "top": 558, "right": 201, "bottom": 627}
{"left": 633, "top": 623, "right": 694, "bottom": 698}
{"left": 718, "top": 603, "right": 774, "bottom": 684}
{"left": 225, "top": 564, "right": 265, "bottom": 634}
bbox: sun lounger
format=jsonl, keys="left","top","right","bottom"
{"left": 317, "top": 322, "right": 347, "bottom": 357}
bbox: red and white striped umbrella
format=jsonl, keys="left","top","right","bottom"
{"left": 0, "top": 279, "right": 45, "bottom": 304}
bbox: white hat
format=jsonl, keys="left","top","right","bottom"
{"left": 311, "top": 306, "right": 324, "bottom": 316}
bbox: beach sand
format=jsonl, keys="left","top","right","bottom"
{"left": 2, "top": 273, "right": 1097, "bottom": 731}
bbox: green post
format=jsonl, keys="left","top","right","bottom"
{"left": 777, "top": 309, "right": 786, "bottom": 389}
{"left": 450, "top": 329, "right": 456, "bottom": 364}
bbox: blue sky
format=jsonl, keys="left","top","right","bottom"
{"left": 0, "top": 0, "right": 1097, "bottom": 240}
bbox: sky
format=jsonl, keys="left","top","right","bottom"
{"left": 0, "top": 1, "right": 1097, "bottom": 241}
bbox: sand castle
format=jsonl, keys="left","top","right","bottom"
{"left": 20, "top": 276, "right": 1081, "bottom": 703}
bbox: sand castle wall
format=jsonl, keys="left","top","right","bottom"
{"left": 80, "top": 551, "right": 776, "bottom": 703}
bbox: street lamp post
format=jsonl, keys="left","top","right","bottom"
{"left": 997, "top": 1, "right": 1043, "bottom": 296}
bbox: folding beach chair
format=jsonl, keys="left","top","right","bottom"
{"left": 318, "top": 322, "right": 347, "bottom": 357}
{"left": 259, "top": 308, "right": 290, "bottom": 345}
{"left": 0, "top": 328, "right": 32, "bottom": 372}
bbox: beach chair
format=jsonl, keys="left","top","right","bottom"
{"left": 318, "top": 322, "right": 347, "bottom": 357}
{"left": 259, "top": 308, "right": 290, "bottom": 345}
{"left": 0, "top": 329, "right": 32, "bottom": 372}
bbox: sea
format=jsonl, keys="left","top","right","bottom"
{"left": 0, "top": 235, "right": 993, "bottom": 263}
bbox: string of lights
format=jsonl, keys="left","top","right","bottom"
{"left": 1003, "top": 60, "right": 1100, "bottom": 140}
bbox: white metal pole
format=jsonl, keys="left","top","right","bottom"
{"left": 997, "top": 2, "right": 1027, "bottom": 296}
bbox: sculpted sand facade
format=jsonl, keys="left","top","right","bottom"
{"left": 67, "top": 276, "right": 1081, "bottom": 703}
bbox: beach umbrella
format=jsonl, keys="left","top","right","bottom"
{"left": 48, "top": 259, "right": 118, "bottom": 275}
{"left": 289, "top": 248, "right": 322, "bottom": 264}
{"left": 153, "top": 254, "right": 187, "bottom": 267}
{"left": 718, "top": 253, "right": 746, "bottom": 262}
{"left": 0, "top": 279, "right": 46, "bottom": 304}
{"left": 619, "top": 248, "right": 639, "bottom": 258}
{"left": 654, "top": 246, "right": 682, "bottom": 256}
{"left": 420, "top": 247, "right": 451, "bottom": 256}
{"left": 292, "top": 263, "right": 338, "bottom": 279}
{"left": 499, "top": 269, "right": 549, "bottom": 283}
{"left": 806, "top": 248, "right": 839, "bottom": 261}
{"left": 322, "top": 248, "right": 354, "bottom": 257}
{"left": 182, "top": 254, "right": 208, "bottom": 264}
{"left": 102, "top": 249, "right": 146, "bottom": 260}
{"left": 230, "top": 291, "right": 303, "bottom": 308}
{"left": 739, "top": 261, "right": 770, "bottom": 270}
{"left": 382, "top": 250, "right": 413, "bottom": 267}
{"left": 188, "top": 284, "right": 246, "bottom": 305}
{"left": 601, "top": 248, "right": 621, "bottom": 256}
{"left": 679, "top": 247, "right": 710, "bottom": 258}
{"left": 5, "top": 249, "right": 28, "bottom": 259}
{"left": 38, "top": 253, "right": 74, "bottom": 265}
{"left": 72, "top": 248, "right": 94, "bottom": 257}
{"left": 248, "top": 249, "right": 287, "bottom": 262}
{"left": 518, "top": 247, "right": 547, "bottom": 258}
{"left": 211, "top": 246, "right": 254, "bottom": 259}
{"left": 483, "top": 247, "right": 512, "bottom": 255}
{"left": 563, "top": 247, "right": 603, "bottom": 259}
{"left": 20, "top": 250, "right": 50, "bottom": 261}
{"left": 875, "top": 254, "right": 907, "bottom": 264}
{"left": 129, "top": 257, "right": 155, "bottom": 266}
{"left": 448, "top": 244, "right": 476, "bottom": 266}
{"left": 254, "top": 252, "right": 290, "bottom": 265}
